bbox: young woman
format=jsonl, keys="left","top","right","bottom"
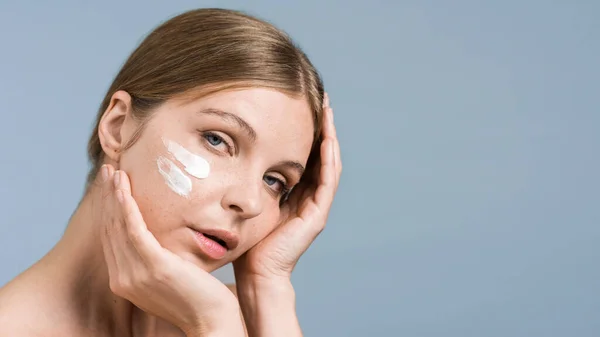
{"left": 0, "top": 8, "right": 341, "bottom": 337}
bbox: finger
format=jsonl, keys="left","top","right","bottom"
{"left": 97, "top": 164, "right": 109, "bottom": 185}
{"left": 321, "top": 106, "right": 336, "bottom": 140}
{"left": 114, "top": 171, "right": 164, "bottom": 263}
{"left": 330, "top": 111, "right": 342, "bottom": 184}
{"left": 303, "top": 104, "right": 334, "bottom": 186}
{"left": 100, "top": 164, "right": 116, "bottom": 200}
{"left": 100, "top": 218, "right": 119, "bottom": 282}
{"left": 327, "top": 107, "right": 337, "bottom": 140}
{"left": 320, "top": 105, "right": 337, "bottom": 171}
{"left": 115, "top": 168, "right": 132, "bottom": 195}
{"left": 314, "top": 138, "right": 336, "bottom": 208}
{"left": 334, "top": 138, "right": 341, "bottom": 188}
{"left": 100, "top": 164, "right": 118, "bottom": 235}
{"left": 321, "top": 104, "right": 341, "bottom": 185}
{"left": 322, "top": 94, "right": 342, "bottom": 184}
{"left": 96, "top": 163, "right": 111, "bottom": 188}
{"left": 97, "top": 165, "right": 121, "bottom": 283}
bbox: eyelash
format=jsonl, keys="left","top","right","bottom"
{"left": 265, "top": 176, "right": 291, "bottom": 198}
{"left": 201, "top": 131, "right": 292, "bottom": 200}
{"left": 202, "top": 131, "right": 233, "bottom": 154}
{"left": 279, "top": 186, "right": 292, "bottom": 205}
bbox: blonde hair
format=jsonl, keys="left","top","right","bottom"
{"left": 86, "top": 8, "right": 324, "bottom": 185}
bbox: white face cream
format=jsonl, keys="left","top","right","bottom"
{"left": 157, "top": 137, "right": 211, "bottom": 197}
{"left": 156, "top": 156, "right": 192, "bottom": 197}
{"left": 162, "top": 137, "right": 210, "bottom": 179}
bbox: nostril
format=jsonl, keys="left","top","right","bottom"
{"left": 229, "top": 204, "right": 243, "bottom": 213}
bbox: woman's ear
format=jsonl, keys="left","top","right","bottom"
{"left": 98, "top": 90, "right": 134, "bottom": 163}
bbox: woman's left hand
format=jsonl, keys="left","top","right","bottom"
{"left": 233, "top": 93, "right": 342, "bottom": 283}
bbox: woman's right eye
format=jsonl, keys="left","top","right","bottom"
{"left": 202, "top": 132, "right": 232, "bottom": 154}
{"left": 205, "top": 134, "right": 223, "bottom": 146}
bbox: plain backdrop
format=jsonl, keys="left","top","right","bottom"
{"left": 1, "top": 1, "right": 599, "bottom": 336}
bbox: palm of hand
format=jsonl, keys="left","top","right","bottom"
{"left": 236, "top": 182, "right": 319, "bottom": 279}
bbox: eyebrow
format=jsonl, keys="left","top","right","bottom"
{"left": 198, "top": 108, "right": 305, "bottom": 177}
{"left": 277, "top": 160, "right": 306, "bottom": 177}
{"left": 197, "top": 108, "right": 257, "bottom": 142}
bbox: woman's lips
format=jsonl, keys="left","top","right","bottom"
{"left": 191, "top": 229, "right": 228, "bottom": 260}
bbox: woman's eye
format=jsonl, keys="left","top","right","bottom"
{"left": 202, "top": 132, "right": 233, "bottom": 154}
{"left": 205, "top": 134, "right": 223, "bottom": 146}
{"left": 263, "top": 175, "right": 285, "bottom": 193}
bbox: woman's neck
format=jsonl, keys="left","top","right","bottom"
{"left": 41, "top": 185, "right": 184, "bottom": 337}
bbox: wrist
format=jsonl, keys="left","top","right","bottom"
{"left": 186, "top": 325, "right": 244, "bottom": 337}
{"left": 183, "top": 304, "right": 245, "bottom": 337}
{"left": 236, "top": 274, "right": 293, "bottom": 293}
{"left": 236, "top": 274, "right": 296, "bottom": 311}
{"left": 235, "top": 276, "right": 301, "bottom": 337}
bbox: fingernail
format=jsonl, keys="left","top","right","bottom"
{"left": 114, "top": 170, "right": 120, "bottom": 187}
{"left": 324, "top": 93, "right": 330, "bottom": 107}
{"left": 101, "top": 165, "right": 108, "bottom": 182}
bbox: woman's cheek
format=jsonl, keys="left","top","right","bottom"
{"left": 156, "top": 137, "right": 211, "bottom": 198}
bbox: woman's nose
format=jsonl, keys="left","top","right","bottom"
{"left": 221, "top": 179, "right": 264, "bottom": 220}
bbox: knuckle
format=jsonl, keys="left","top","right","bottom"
{"left": 149, "top": 265, "right": 171, "bottom": 284}
{"left": 126, "top": 226, "right": 142, "bottom": 244}
{"left": 123, "top": 209, "right": 135, "bottom": 223}
{"left": 129, "top": 231, "right": 142, "bottom": 245}
{"left": 314, "top": 224, "right": 326, "bottom": 236}
{"left": 120, "top": 276, "right": 132, "bottom": 291}
{"left": 108, "top": 280, "right": 120, "bottom": 294}
{"left": 109, "top": 275, "right": 130, "bottom": 296}
{"left": 310, "top": 215, "right": 327, "bottom": 236}
{"left": 136, "top": 272, "right": 152, "bottom": 288}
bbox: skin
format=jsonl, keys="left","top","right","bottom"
{"left": 0, "top": 87, "right": 341, "bottom": 337}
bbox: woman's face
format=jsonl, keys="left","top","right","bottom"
{"left": 116, "top": 88, "right": 314, "bottom": 272}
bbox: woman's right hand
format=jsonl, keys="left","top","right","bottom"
{"left": 96, "top": 164, "right": 245, "bottom": 337}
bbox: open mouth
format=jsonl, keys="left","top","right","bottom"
{"left": 202, "top": 233, "right": 228, "bottom": 250}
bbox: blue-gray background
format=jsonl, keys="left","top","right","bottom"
{"left": 1, "top": 1, "right": 598, "bottom": 336}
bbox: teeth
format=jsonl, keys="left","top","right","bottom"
{"left": 204, "top": 234, "right": 227, "bottom": 249}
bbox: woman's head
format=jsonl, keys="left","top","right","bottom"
{"left": 88, "top": 8, "right": 324, "bottom": 271}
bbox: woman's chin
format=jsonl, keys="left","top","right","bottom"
{"left": 174, "top": 249, "right": 230, "bottom": 273}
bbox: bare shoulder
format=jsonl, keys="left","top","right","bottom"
{"left": 0, "top": 281, "right": 38, "bottom": 336}
{"left": 0, "top": 276, "right": 66, "bottom": 337}
{"left": 226, "top": 283, "right": 238, "bottom": 296}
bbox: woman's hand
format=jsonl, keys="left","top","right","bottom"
{"left": 233, "top": 93, "right": 342, "bottom": 282}
{"left": 96, "top": 164, "right": 245, "bottom": 337}
{"left": 231, "top": 94, "right": 341, "bottom": 337}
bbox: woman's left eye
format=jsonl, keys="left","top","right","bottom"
{"left": 264, "top": 175, "right": 286, "bottom": 194}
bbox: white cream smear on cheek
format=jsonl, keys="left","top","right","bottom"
{"left": 157, "top": 137, "right": 211, "bottom": 197}
{"left": 156, "top": 156, "right": 192, "bottom": 197}
{"left": 162, "top": 137, "right": 211, "bottom": 179}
